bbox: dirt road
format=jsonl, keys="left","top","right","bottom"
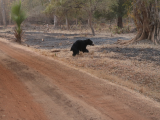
{"left": 0, "top": 39, "right": 160, "bottom": 120}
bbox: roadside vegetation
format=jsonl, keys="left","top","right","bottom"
{"left": 11, "top": 0, "right": 27, "bottom": 43}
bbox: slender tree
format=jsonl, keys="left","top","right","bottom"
{"left": 1, "top": 0, "right": 6, "bottom": 26}
{"left": 45, "top": 0, "right": 75, "bottom": 30}
{"left": 80, "top": 0, "right": 106, "bottom": 36}
{"left": 45, "top": 0, "right": 109, "bottom": 35}
{"left": 115, "top": 0, "right": 126, "bottom": 28}
{"left": 94, "top": 0, "right": 126, "bottom": 28}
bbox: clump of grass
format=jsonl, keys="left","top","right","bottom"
{"left": 79, "top": 52, "right": 84, "bottom": 57}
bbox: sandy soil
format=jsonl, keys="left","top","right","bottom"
{"left": 0, "top": 36, "right": 160, "bottom": 120}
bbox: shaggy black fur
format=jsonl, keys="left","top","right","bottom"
{"left": 70, "top": 39, "right": 94, "bottom": 56}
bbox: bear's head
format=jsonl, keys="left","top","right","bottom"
{"left": 86, "top": 39, "right": 94, "bottom": 46}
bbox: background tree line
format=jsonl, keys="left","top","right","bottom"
{"left": 1, "top": 0, "right": 160, "bottom": 44}
{"left": 0, "top": 0, "right": 130, "bottom": 33}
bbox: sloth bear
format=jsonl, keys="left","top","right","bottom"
{"left": 70, "top": 39, "right": 94, "bottom": 56}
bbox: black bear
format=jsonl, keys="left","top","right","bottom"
{"left": 70, "top": 39, "right": 94, "bottom": 56}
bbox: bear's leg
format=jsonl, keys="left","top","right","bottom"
{"left": 83, "top": 49, "right": 89, "bottom": 53}
{"left": 72, "top": 49, "right": 79, "bottom": 56}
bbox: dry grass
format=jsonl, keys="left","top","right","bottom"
{"left": 35, "top": 43, "right": 160, "bottom": 102}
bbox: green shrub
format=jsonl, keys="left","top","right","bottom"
{"left": 11, "top": 0, "right": 27, "bottom": 43}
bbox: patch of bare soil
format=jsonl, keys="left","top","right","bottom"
{"left": 0, "top": 55, "right": 48, "bottom": 120}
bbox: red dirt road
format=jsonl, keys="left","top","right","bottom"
{"left": 0, "top": 39, "right": 160, "bottom": 120}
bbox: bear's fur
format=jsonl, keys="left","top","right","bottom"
{"left": 70, "top": 39, "right": 94, "bottom": 56}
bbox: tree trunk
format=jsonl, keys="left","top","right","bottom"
{"left": 1, "top": 0, "right": 6, "bottom": 26}
{"left": 66, "top": 16, "right": 69, "bottom": 30}
{"left": 116, "top": 0, "right": 160, "bottom": 45}
{"left": 88, "top": 12, "right": 95, "bottom": 36}
{"left": 117, "top": 16, "right": 123, "bottom": 28}
{"left": 76, "top": 18, "right": 78, "bottom": 26}
{"left": 9, "top": 14, "right": 11, "bottom": 25}
{"left": 54, "top": 15, "right": 57, "bottom": 28}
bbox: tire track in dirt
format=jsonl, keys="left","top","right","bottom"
{"left": 0, "top": 57, "right": 48, "bottom": 120}
{"left": 0, "top": 46, "right": 106, "bottom": 120}
{"left": 0, "top": 40, "right": 160, "bottom": 120}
